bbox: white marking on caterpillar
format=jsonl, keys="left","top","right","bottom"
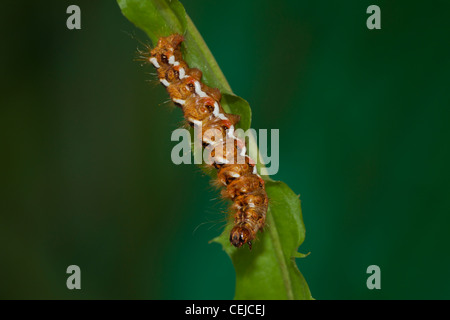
{"left": 189, "top": 118, "right": 203, "bottom": 126}
{"left": 211, "top": 102, "right": 229, "bottom": 123}
{"left": 168, "top": 55, "right": 175, "bottom": 65}
{"left": 173, "top": 99, "right": 185, "bottom": 105}
{"left": 217, "top": 113, "right": 228, "bottom": 120}
{"left": 160, "top": 79, "right": 170, "bottom": 87}
{"left": 194, "top": 81, "right": 208, "bottom": 98}
{"left": 179, "top": 68, "right": 186, "bottom": 79}
{"left": 150, "top": 57, "right": 160, "bottom": 68}
{"left": 213, "top": 102, "right": 220, "bottom": 117}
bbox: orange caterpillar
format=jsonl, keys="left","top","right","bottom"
{"left": 147, "top": 34, "right": 268, "bottom": 249}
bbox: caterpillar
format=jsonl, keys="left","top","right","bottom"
{"left": 146, "top": 34, "right": 268, "bottom": 249}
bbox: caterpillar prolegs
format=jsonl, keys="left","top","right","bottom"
{"left": 147, "top": 34, "right": 268, "bottom": 249}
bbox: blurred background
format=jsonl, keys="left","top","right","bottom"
{"left": 1, "top": 0, "right": 449, "bottom": 299}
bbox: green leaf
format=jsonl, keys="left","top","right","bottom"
{"left": 117, "top": 0, "right": 313, "bottom": 300}
{"left": 117, "top": 0, "right": 187, "bottom": 44}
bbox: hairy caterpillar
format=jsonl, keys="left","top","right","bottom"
{"left": 146, "top": 34, "right": 268, "bottom": 249}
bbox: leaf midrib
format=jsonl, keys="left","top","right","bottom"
{"left": 266, "top": 207, "right": 294, "bottom": 300}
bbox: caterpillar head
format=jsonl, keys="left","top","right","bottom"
{"left": 230, "top": 226, "right": 253, "bottom": 250}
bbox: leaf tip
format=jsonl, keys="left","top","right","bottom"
{"left": 293, "top": 251, "right": 311, "bottom": 259}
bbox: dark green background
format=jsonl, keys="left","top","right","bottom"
{"left": 1, "top": 0, "right": 449, "bottom": 299}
